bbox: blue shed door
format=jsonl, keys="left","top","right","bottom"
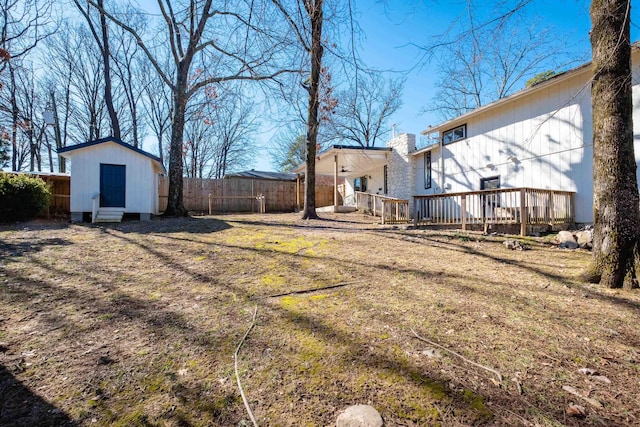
{"left": 100, "top": 164, "right": 126, "bottom": 207}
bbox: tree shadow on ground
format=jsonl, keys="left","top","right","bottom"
{"left": 0, "top": 364, "right": 76, "bottom": 427}
{"left": 0, "top": 237, "right": 72, "bottom": 259}
{"left": 3, "top": 217, "right": 625, "bottom": 425}
{"left": 99, "top": 216, "right": 233, "bottom": 235}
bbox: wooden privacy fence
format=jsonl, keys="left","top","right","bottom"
{"left": 159, "top": 176, "right": 339, "bottom": 213}
{"left": 42, "top": 175, "right": 71, "bottom": 216}
{"left": 355, "top": 191, "right": 410, "bottom": 224}
{"left": 413, "top": 187, "right": 575, "bottom": 235}
{"left": 3, "top": 173, "right": 70, "bottom": 216}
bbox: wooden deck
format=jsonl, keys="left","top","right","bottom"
{"left": 355, "top": 192, "right": 410, "bottom": 224}
{"left": 413, "top": 188, "right": 575, "bottom": 236}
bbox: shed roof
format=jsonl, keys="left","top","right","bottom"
{"left": 57, "top": 136, "right": 165, "bottom": 173}
{"left": 224, "top": 170, "right": 297, "bottom": 181}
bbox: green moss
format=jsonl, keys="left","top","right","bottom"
{"left": 462, "top": 388, "right": 494, "bottom": 422}
{"left": 109, "top": 410, "right": 152, "bottom": 427}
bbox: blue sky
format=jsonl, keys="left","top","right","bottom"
{"left": 250, "top": 0, "right": 608, "bottom": 171}
{"left": 136, "top": 0, "right": 638, "bottom": 172}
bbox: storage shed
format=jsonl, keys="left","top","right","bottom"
{"left": 58, "top": 137, "right": 165, "bottom": 222}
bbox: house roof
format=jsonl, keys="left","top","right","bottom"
{"left": 421, "top": 42, "right": 640, "bottom": 136}
{"left": 293, "top": 144, "right": 392, "bottom": 175}
{"left": 57, "top": 136, "right": 166, "bottom": 173}
{"left": 224, "top": 170, "right": 297, "bottom": 181}
{"left": 421, "top": 61, "right": 592, "bottom": 135}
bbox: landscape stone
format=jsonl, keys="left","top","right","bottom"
{"left": 575, "top": 230, "right": 593, "bottom": 249}
{"left": 557, "top": 230, "right": 576, "bottom": 244}
{"left": 336, "top": 405, "right": 383, "bottom": 427}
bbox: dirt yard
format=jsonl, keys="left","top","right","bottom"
{"left": 1, "top": 212, "right": 639, "bottom": 426}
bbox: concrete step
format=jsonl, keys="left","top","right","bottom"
{"left": 94, "top": 209, "right": 124, "bottom": 223}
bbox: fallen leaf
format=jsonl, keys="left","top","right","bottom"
{"left": 566, "top": 404, "right": 586, "bottom": 418}
{"left": 562, "top": 385, "right": 603, "bottom": 408}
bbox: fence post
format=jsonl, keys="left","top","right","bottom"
{"left": 520, "top": 189, "right": 527, "bottom": 236}
{"left": 381, "top": 200, "right": 386, "bottom": 225}
{"left": 549, "top": 191, "right": 555, "bottom": 224}
{"left": 461, "top": 195, "right": 467, "bottom": 231}
{"left": 208, "top": 193, "right": 212, "bottom": 215}
{"left": 413, "top": 198, "right": 418, "bottom": 227}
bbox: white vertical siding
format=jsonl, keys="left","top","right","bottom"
{"left": 68, "top": 142, "right": 159, "bottom": 214}
{"left": 418, "top": 66, "right": 595, "bottom": 222}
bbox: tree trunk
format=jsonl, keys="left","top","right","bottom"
{"left": 301, "top": 0, "right": 323, "bottom": 220}
{"left": 98, "top": 0, "right": 120, "bottom": 140}
{"left": 164, "top": 78, "right": 188, "bottom": 217}
{"left": 50, "top": 91, "right": 65, "bottom": 173}
{"left": 10, "top": 65, "right": 18, "bottom": 171}
{"left": 587, "top": 0, "right": 640, "bottom": 289}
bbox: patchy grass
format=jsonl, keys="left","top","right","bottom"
{"left": 1, "top": 213, "right": 639, "bottom": 426}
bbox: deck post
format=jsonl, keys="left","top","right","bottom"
{"left": 381, "top": 200, "right": 386, "bottom": 225}
{"left": 520, "top": 189, "right": 527, "bottom": 236}
{"left": 413, "top": 198, "right": 418, "bottom": 227}
{"left": 549, "top": 191, "right": 555, "bottom": 224}
{"left": 333, "top": 154, "right": 338, "bottom": 213}
{"left": 296, "top": 173, "right": 301, "bottom": 212}
{"left": 461, "top": 195, "right": 467, "bottom": 231}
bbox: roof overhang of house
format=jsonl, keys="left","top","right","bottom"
{"left": 411, "top": 143, "right": 440, "bottom": 156}
{"left": 419, "top": 44, "right": 640, "bottom": 137}
{"left": 421, "top": 61, "right": 593, "bottom": 136}
{"left": 421, "top": 42, "right": 640, "bottom": 136}
{"left": 57, "top": 136, "right": 166, "bottom": 174}
{"left": 293, "top": 145, "right": 392, "bottom": 176}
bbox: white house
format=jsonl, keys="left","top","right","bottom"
{"left": 58, "top": 137, "right": 165, "bottom": 222}
{"left": 308, "top": 45, "right": 640, "bottom": 226}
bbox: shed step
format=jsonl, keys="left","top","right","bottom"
{"left": 94, "top": 209, "right": 124, "bottom": 223}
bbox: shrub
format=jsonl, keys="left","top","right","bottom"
{"left": 0, "top": 173, "right": 52, "bottom": 222}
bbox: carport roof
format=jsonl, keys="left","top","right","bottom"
{"left": 293, "top": 144, "right": 392, "bottom": 175}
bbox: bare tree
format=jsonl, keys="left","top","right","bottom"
{"left": 43, "top": 23, "right": 92, "bottom": 171}
{"left": 209, "top": 92, "right": 258, "bottom": 178}
{"left": 584, "top": 0, "right": 639, "bottom": 289}
{"left": 88, "top": 0, "right": 295, "bottom": 216}
{"left": 426, "top": 1, "right": 578, "bottom": 120}
{"left": 0, "top": 0, "right": 52, "bottom": 73}
{"left": 109, "top": 3, "right": 149, "bottom": 146}
{"left": 0, "top": 0, "right": 52, "bottom": 167}
{"left": 271, "top": 0, "right": 325, "bottom": 220}
{"left": 72, "top": 0, "right": 121, "bottom": 140}
{"left": 141, "top": 56, "right": 172, "bottom": 167}
{"left": 327, "top": 73, "right": 403, "bottom": 147}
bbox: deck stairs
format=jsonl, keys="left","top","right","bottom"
{"left": 93, "top": 208, "right": 125, "bottom": 223}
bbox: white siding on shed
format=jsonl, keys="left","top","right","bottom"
{"left": 67, "top": 142, "right": 161, "bottom": 215}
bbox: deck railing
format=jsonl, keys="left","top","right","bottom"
{"left": 413, "top": 188, "right": 575, "bottom": 235}
{"left": 355, "top": 191, "right": 410, "bottom": 224}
